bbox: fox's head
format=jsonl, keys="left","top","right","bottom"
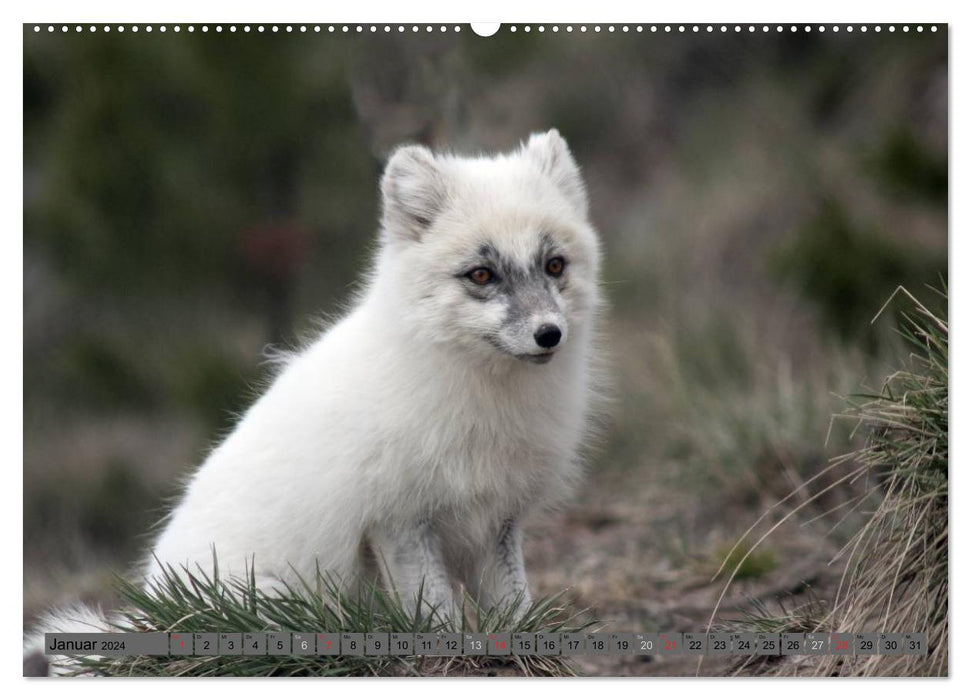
{"left": 374, "top": 130, "right": 602, "bottom": 366}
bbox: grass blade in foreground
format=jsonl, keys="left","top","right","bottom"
{"left": 72, "top": 559, "right": 592, "bottom": 677}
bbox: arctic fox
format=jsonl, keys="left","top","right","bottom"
{"left": 28, "top": 129, "right": 603, "bottom": 669}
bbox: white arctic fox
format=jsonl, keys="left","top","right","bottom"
{"left": 28, "top": 129, "right": 603, "bottom": 669}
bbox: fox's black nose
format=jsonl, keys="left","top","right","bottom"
{"left": 534, "top": 324, "right": 562, "bottom": 349}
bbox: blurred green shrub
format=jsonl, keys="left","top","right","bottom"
{"left": 871, "top": 127, "right": 947, "bottom": 205}
{"left": 60, "top": 336, "right": 157, "bottom": 410}
{"left": 771, "top": 200, "right": 944, "bottom": 348}
{"left": 167, "top": 347, "right": 259, "bottom": 435}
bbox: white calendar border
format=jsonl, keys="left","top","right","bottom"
{"left": 5, "top": 1, "right": 964, "bottom": 698}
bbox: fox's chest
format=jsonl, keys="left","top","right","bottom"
{"left": 389, "top": 388, "right": 580, "bottom": 511}
{"left": 351, "top": 343, "right": 590, "bottom": 517}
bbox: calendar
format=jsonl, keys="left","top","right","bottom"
{"left": 44, "top": 632, "right": 929, "bottom": 657}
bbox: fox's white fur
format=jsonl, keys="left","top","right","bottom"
{"left": 26, "top": 130, "right": 604, "bottom": 673}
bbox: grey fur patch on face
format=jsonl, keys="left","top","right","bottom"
{"left": 456, "top": 234, "right": 570, "bottom": 361}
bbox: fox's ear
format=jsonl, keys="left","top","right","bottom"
{"left": 380, "top": 145, "right": 447, "bottom": 242}
{"left": 523, "top": 129, "right": 588, "bottom": 217}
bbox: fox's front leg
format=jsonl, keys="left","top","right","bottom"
{"left": 369, "top": 520, "right": 455, "bottom": 618}
{"left": 468, "top": 519, "right": 532, "bottom": 618}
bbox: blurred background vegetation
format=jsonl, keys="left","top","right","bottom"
{"left": 24, "top": 26, "right": 946, "bottom": 646}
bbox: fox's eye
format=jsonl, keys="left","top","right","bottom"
{"left": 468, "top": 267, "right": 494, "bottom": 285}
{"left": 545, "top": 257, "right": 566, "bottom": 277}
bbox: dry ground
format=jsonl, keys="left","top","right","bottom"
{"left": 521, "top": 464, "right": 844, "bottom": 677}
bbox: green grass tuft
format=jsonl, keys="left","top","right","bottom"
{"left": 711, "top": 542, "right": 778, "bottom": 582}
{"left": 68, "top": 557, "right": 593, "bottom": 677}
